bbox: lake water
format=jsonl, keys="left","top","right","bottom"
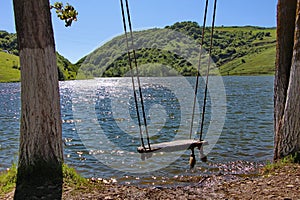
{"left": 0, "top": 76, "right": 274, "bottom": 185}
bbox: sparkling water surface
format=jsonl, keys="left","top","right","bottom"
{"left": 0, "top": 76, "right": 274, "bottom": 185}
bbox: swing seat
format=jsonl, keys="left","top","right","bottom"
{"left": 137, "top": 139, "right": 208, "bottom": 153}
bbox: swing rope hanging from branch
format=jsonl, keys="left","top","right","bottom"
{"left": 119, "top": 0, "right": 217, "bottom": 163}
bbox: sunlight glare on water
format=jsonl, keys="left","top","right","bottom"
{"left": 0, "top": 76, "right": 274, "bottom": 184}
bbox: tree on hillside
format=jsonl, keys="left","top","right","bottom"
{"left": 274, "top": 0, "right": 300, "bottom": 161}
{"left": 12, "top": 0, "right": 77, "bottom": 199}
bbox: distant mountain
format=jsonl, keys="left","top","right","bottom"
{"left": 0, "top": 30, "right": 78, "bottom": 82}
{"left": 78, "top": 21, "right": 276, "bottom": 78}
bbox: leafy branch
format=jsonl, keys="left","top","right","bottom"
{"left": 51, "top": 2, "right": 78, "bottom": 27}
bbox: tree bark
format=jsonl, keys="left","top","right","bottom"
{"left": 13, "top": 0, "right": 63, "bottom": 199}
{"left": 274, "top": 0, "right": 300, "bottom": 161}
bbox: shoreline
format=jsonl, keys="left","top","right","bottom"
{"left": 1, "top": 163, "right": 299, "bottom": 199}
{"left": 63, "top": 163, "right": 300, "bottom": 199}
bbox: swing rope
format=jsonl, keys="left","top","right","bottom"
{"left": 120, "top": 0, "right": 217, "bottom": 152}
{"left": 199, "top": 0, "right": 218, "bottom": 141}
{"left": 189, "top": 0, "right": 217, "bottom": 141}
{"left": 120, "top": 0, "right": 151, "bottom": 150}
{"left": 189, "top": 0, "right": 209, "bottom": 139}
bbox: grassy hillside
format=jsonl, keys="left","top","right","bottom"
{"left": 78, "top": 22, "right": 276, "bottom": 78}
{"left": 0, "top": 52, "right": 20, "bottom": 82}
{"left": 1, "top": 23, "right": 276, "bottom": 82}
{"left": 0, "top": 30, "right": 78, "bottom": 82}
{"left": 0, "top": 51, "right": 79, "bottom": 82}
{"left": 216, "top": 44, "right": 275, "bottom": 75}
{"left": 212, "top": 26, "right": 276, "bottom": 75}
{"left": 56, "top": 52, "right": 79, "bottom": 80}
{"left": 168, "top": 23, "right": 276, "bottom": 76}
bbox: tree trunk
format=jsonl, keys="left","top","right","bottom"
{"left": 274, "top": 0, "right": 300, "bottom": 161}
{"left": 13, "top": 0, "right": 63, "bottom": 199}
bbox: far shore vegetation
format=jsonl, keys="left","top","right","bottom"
{"left": 0, "top": 22, "right": 276, "bottom": 83}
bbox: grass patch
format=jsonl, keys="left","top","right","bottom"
{"left": 261, "top": 154, "right": 300, "bottom": 175}
{"left": 0, "top": 163, "right": 101, "bottom": 197}
{"left": 0, "top": 164, "right": 17, "bottom": 195}
{"left": 62, "top": 164, "right": 87, "bottom": 188}
{"left": 62, "top": 164, "right": 104, "bottom": 197}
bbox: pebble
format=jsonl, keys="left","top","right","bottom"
{"left": 286, "top": 184, "right": 294, "bottom": 188}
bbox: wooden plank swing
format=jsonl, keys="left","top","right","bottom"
{"left": 137, "top": 139, "right": 208, "bottom": 154}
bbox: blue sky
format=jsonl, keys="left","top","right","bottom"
{"left": 1, "top": 0, "right": 277, "bottom": 63}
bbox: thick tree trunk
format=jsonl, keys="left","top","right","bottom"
{"left": 13, "top": 0, "right": 63, "bottom": 199}
{"left": 274, "top": 0, "right": 297, "bottom": 132}
{"left": 274, "top": 0, "right": 300, "bottom": 161}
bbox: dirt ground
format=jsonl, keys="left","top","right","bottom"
{"left": 2, "top": 163, "right": 300, "bottom": 200}
{"left": 64, "top": 163, "right": 300, "bottom": 200}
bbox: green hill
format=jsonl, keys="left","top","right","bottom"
{"left": 0, "top": 51, "right": 20, "bottom": 82}
{"left": 0, "top": 51, "right": 79, "bottom": 82}
{"left": 78, "top": 22, "right": 276, "bottom": 78}
{"left": 210, "top": 26, "right": 276, "bottom": 75}
{"left": 0, "top": 30, "right": 78, "bottom": 82}
{"left": 1, "top": 22, "right": 276, "bottom": 82}
{"left": 56, "top": 52, "right": 79, "bottom": 80}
